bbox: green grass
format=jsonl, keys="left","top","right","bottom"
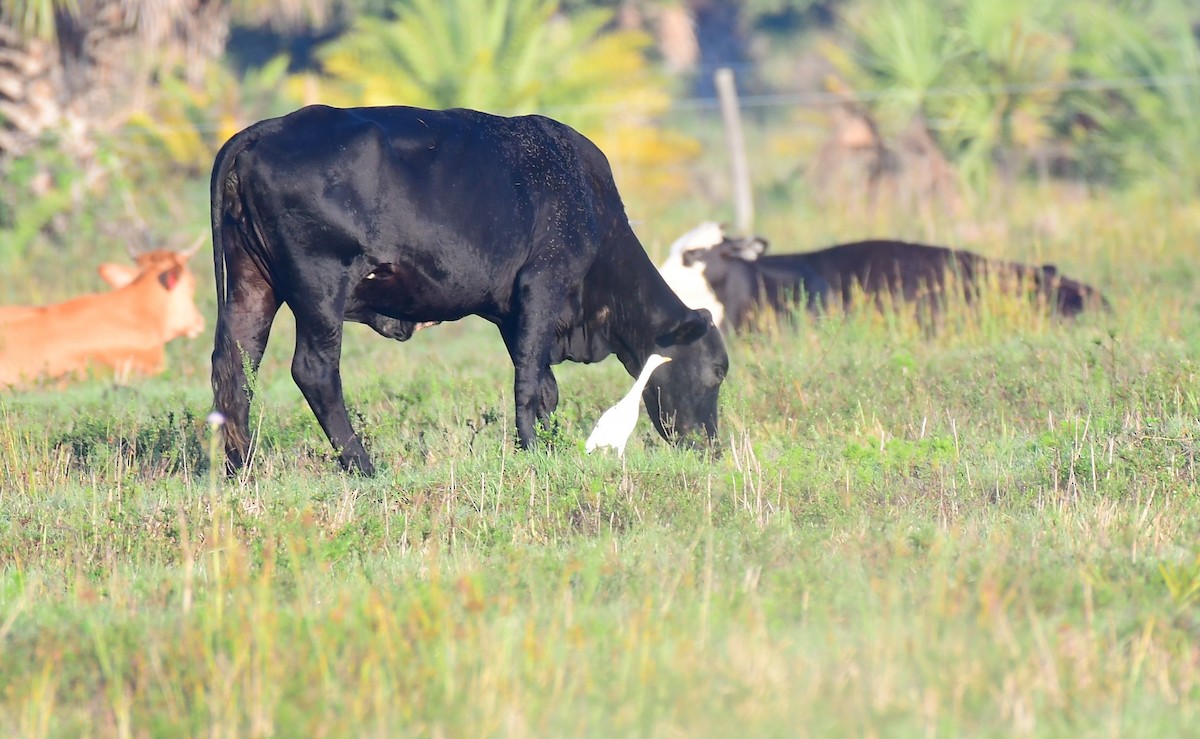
{"left": 2, "top": 182, "right": 1200, "bottom": 736}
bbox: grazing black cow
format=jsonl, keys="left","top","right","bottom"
{"left": 660, "top": 223, "right": 1108, "bottom": 333}
{"left": 211, "top": 105, "right": 728, "bottom": 475}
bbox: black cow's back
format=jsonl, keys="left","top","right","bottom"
{"left": 796, "top": 240, "right": 970, "bottom": 305}
{"left": 226, "top": 106, "right": 623, "bottom": 323}
{"left": 793, "top": 239, "right": 1105, "bottom": 317}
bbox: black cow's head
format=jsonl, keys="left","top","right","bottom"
{"left": 642, "top": 307, "right": 728, "bottom": 448}
{"left": 1035, "top": 264, "right": 1112, "bottom": 317}
{"left": 680, "top": 235, "right": 767, "bottom": 298}
{"left": 679, "top": 233, "right": 766, "bottom": 267}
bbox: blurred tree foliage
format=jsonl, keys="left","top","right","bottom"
{"left": 299, "top": 0, "right": 699, "bottom": 204}
{"left": 827, "top": 0, "right": 1200, "bottom": 194}
{"left": 122, "top": 56, "right": 299, "bottom": 177}
{"left": 1057, "top": 0, "right": 1200, "bottom": 192}
{"left": 3, "top": 0, "right": 1200, "bottom": 263}
{"left": 0, "top": 0, "right": 327, "bottom": 261}
{"left": 553, "top": 0, "right": 841, "bottom": 29}
{"left": 826, "top": 0, "right": 1069, "bottom": 192}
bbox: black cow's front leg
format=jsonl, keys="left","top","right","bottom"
{"left": 292, "top": 315, "right": 375, "bottom": 475}
{"left": 501, "top": 292, "right": 564, "bottom": 449}
{"left": 507, "top": 333, "right": 560, "bottom": 449}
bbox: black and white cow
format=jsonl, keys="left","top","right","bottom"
{"left": 211, "top": 105, "right": 728, "bottom": 475}
{"left": 658, "top": 222, "right": 829, "bottom": 332}
{"left": 660, "top": 223, "right": 1108, "bottom": 333}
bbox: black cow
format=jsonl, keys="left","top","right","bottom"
{"left": 211, "top": 105, "right": 728, "bottom": 475}
{"left": 661, "top": 224, "right": 1108, "bottom": 333}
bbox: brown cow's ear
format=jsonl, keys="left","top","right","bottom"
{"left": 656, "top": 308, "right": 712, "bottom": 347}
{"left": 98, "top": 263, "right": 138, "bottom": 289}
{"left": 158, "top": 265, "right": 183, "bottom": 291}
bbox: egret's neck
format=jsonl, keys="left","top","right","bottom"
{"left": 628, "top": 360, "right": 666, "bottom": 399}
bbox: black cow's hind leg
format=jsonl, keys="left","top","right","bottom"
{"left": 212, "top": 248, "right": 280, "bottom": 474}
{"left": 291, "top": 313, "right": 376, "bottom": 475}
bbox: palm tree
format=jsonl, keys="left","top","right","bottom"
{"left": 311, "top": 0, "right": 611, "bottom": 111}
{"left": 832, "top": 0, "right": 1070, "bottom": 195}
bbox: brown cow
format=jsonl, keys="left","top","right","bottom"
{"left": 0, "top": 246, "right": 205, "bottom": 386}
{"left": 0, "top": 241, "right": 200, "bottom": 324}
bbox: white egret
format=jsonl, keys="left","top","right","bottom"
{"left": 585, "top": 353, "right": 673, "bottom": 459}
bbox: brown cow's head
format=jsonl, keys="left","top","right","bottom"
{"left": 157, "top": 252, "right": 206, "bottom": 340}
{"left": 98, "top": 241, "right": 206, "bottom": 340}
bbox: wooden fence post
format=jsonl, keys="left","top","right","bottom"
{"left": 715, "top": 67, "right": 753, "bottom": 234}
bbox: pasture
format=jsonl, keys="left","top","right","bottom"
{"left": 2, "top": 184, "right": 1200, "bottom": 736}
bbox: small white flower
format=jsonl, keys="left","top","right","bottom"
{"left": 207, "top": 411, "right": 226, "bottom": 428}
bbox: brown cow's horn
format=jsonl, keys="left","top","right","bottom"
{"left": 122, "top": 192, "right": 149, "bottom": 257}
{"left": 181, "top": 231, "right": 206, "bottom": 259}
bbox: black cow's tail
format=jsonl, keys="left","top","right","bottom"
{"left": 210, "top": 125, "right": 263, "bottom": 318}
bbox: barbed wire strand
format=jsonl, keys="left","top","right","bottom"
{"left": 120, "top": 71, "right": 1200, "bottom": 135}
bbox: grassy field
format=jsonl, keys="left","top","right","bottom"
{"left": 2, "top": 182, "right": 1200, "bottom": 736}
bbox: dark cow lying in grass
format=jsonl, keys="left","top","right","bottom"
{"left": 659, "top": 223, "right": 1109, "bottom": 333}
{"left": 211, "top": 105, "right": 728, "bottom": 475}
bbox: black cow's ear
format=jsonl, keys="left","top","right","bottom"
{"left": 656, "top": 308, "right": 712, "bottom": 347}
{"left": 720, "top": 236, "right": 766, "bottom": 261}
{"left": 1041, "top": 263, "right": 1059, "bottom": 277}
